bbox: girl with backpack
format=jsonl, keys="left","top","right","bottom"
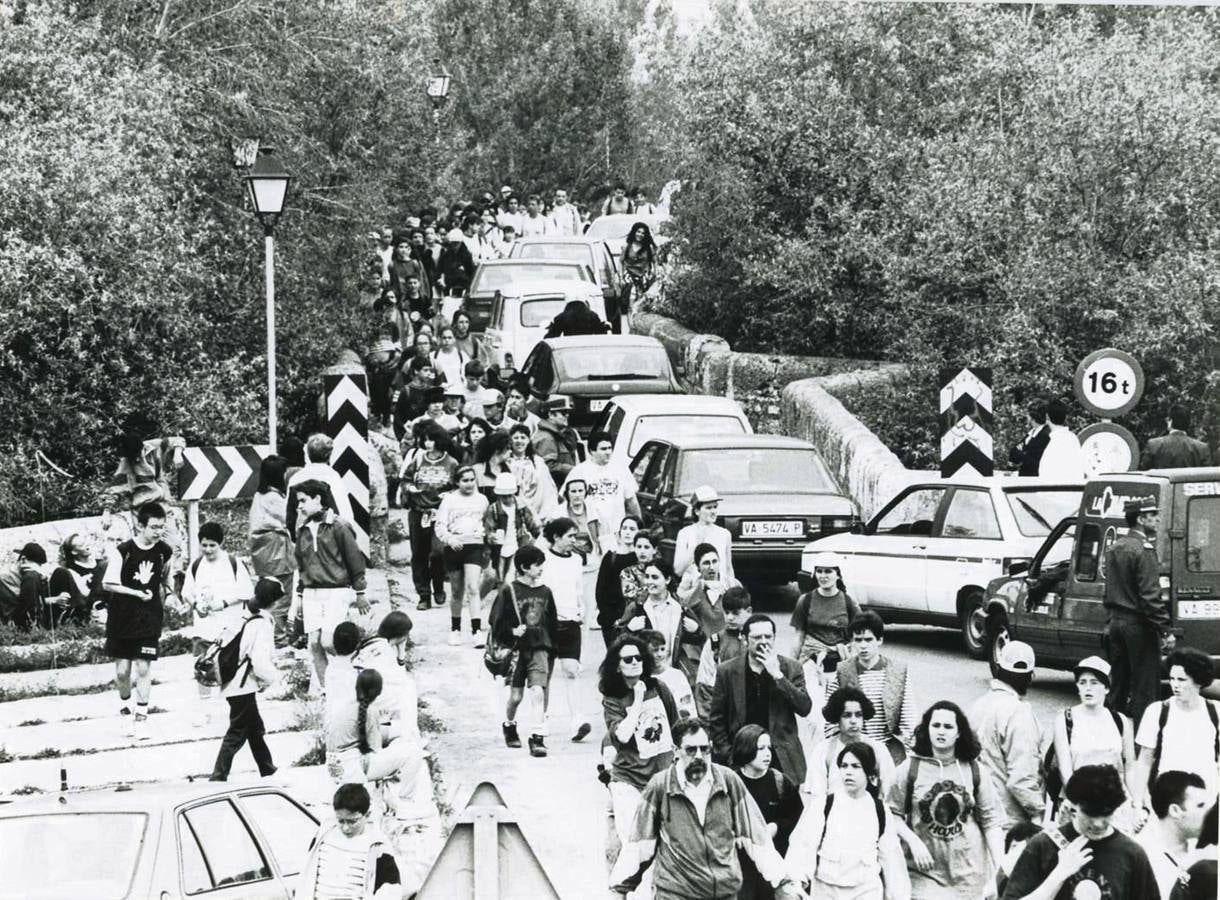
{"left": 886, "top": 701, "right": 1004, "bottom": 900}
{"left": 787, "top": 740, "right": 909, "bottom": 900}
{"left": 1047, "top": 656, "right": 1137, "bottom": 828}
{"left": 732, "top": 725, "right": 803, "bottom": 900}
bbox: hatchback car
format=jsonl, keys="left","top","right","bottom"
{"left": 463, "top": 259, "right": 598, "bottom": 332}
{"left": 631, "top": 434, "right": 855, "bottom": 585}
{"left": 590, "top": 393, "right": 753, "bottom": 469}
{"left": 518, "top": 335, "right": 683, "bottom": 435}
{"left": 0, "top": 780, "right": 320, "bottom": 899}
{"left": 984, "top": 467, "right": 1220, "bottom": 674}
{"left": 801, "top": 477, "right": 1083, "bottom": 657}
{"left": 483, "top": 281, "right": 608, "bottom": 371}
{"left": 508, "top": 236, "right": 621, "bottom": 310}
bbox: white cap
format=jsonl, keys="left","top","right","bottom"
{"left": 445, "top": 227, "right": 464, "bottom": 242}
{"left": 808, "top": 551, "right": 842, "bottom": 571}
{"left": 691, "top": 485, "right": 720, "bottom": 505}
{"left": 997, "top": 641, "right": 1036, "bottom": 674}
{"left": 493, "top": 473, "right": 518, "bottom": 495}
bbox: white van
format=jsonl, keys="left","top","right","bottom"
{"left": 590, "top": 393, "right": 754, "bottom": 469}
{"left": 482, "top": 280, "right": 607, "bottom": 370}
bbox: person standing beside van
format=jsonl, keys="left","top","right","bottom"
{"left": 1104, "top": 499, "right": 1173, "bottom": 726}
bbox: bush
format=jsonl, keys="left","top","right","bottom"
{"left": 0, "top": 632, "right": 194, "bottom": 674}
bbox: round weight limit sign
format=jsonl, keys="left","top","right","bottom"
{"left": 1073, "top": 348, "right": 1144, "bottom": 418}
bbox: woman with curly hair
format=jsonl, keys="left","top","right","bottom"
{"left": 886, "top": 700, "right": 1004, "bottom": 899}
{"left": 809, "top": 687, "right": 896, "bottom": 801}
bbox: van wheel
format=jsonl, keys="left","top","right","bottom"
{"left": 987, "top": 611, "right": 1011, "bottom": 669}
{"left": 960, "top": 589, "right": 988, "bottom": 659}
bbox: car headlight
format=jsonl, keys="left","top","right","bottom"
{"left": 819, "top": 516, "right": 855, "bottom": 534}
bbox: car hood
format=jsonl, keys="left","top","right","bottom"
{"left": 718, "top": 493, "right": 854, "bottom": 518}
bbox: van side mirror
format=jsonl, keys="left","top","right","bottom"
{"left": 850, "top": 521, "right": 865, "bottom": 535}
{"left": 1009, "top": 560, "right": 1030, "bottom": 576}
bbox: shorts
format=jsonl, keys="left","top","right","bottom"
{"left": 105, "top": 636, "right": 160, "bottom": 661}
{"left": 510, "top": 648, "right": 554, "bottom": 689}
{"left": 443, "top": 544, "right": 488, "bottom": 571}
{"left": 554, "top": 620, "right": 582, "bottom": 661}
{"left": 301, "top": 587, "right": 353, "bottom": 638}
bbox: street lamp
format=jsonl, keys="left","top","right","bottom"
{"left": 244, "top": 148, "right": 292, "bottom": 448}
{"left": 425, "top": 58, "right": 451, "bottom": 125}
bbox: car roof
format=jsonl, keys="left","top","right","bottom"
{"left": 644, "top": 434, "right": 817, "bottom": 451}
{"left": 514, "top": 236, "right": 606, "bottom": 246}
{"left": 543, "top": 335, "right": 666, "bottom": 351}
{"left": 606, "top": 394, "right": 745, "bottom": 414}
{"left": 477, "top": 258, "right": 586, "bottom": 269}
{"left": 496, "top": 279, "right": 599, "bottom": 299}
{"left": 0, "top": 779, "right": 296, "bottom": 816}
{"left": 1132, "top": 466, "right": 1220, "bottom": 482}
{"left": 903, "top": 475, "right": 1085, "bottom": 490}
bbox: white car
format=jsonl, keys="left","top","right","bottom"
{"left": 800, "top": 477, "right": 1083, "bottom": 658}
{"left": 482, "top": 280, "right": 607, "bottom": 371}
{"left": 584, "top": 213, "right": 672, "bottom": 264}
{"left": 589, "top": 393, "right": 753, "bottom": 469}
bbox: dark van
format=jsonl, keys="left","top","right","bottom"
{"left": 983, "top": 467, "right": 1220, "bottom": 678}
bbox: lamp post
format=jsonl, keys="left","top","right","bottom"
{"left": 425, "top": 58, "right": 451, "bottom": 127}
{"left": 244, "top": 149, "right": 291, "bottom": 449}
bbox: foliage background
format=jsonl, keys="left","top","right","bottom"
{"left": 2, "top": 1, "right": 1217, "bottom": 523}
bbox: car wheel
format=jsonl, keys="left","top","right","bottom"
{"left": 987, "top": 611, "right": 1012, "bottom": 670}
{"left": 960, "top": 589, "right": 988, "bottom": 659}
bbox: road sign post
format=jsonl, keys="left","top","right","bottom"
{"left": 939, "top": 366, "right": 994, "bottom": 477}
{"left": 1073, "top": 348, "right": 1144, "bottom": 474}
{"left": 324, "top": 371, "right": 370, "bottom": 558}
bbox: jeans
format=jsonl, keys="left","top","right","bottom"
{"left": 211, "top": 693, "right": 276, "bottom": 780}
{"left": 408, "top": 510, "right": 446, "bottom": 603}
{"left": 1106, "top": 613, "right": 1161, "bottom": 725}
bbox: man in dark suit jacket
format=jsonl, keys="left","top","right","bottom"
{"left": 708, "top": 614, "right": 812, "bottom": 783}
{"left": 1009, "top": 400, "right": 1050, "bottom": 476}
{"left": 1141, "top": 405, "right": 1213, "bottom": 470}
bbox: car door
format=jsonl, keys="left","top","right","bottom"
{"left": 924, "top": 486, "right": 1004, "bottom": 616}
{"left": 630, "top": 442, "right": 670, "bottom": 527}
{"left": 853, "top": 486, "right": 949, "bottom": 614}
{"left": 1010, "top": 517, "right": 1077, "bottom": 655}
{"left": 1057, "top": 515, "right": 1118, "bottom": 662}
{"left": 236, "top": 792, "right": 320, "bottom": 887}
{"left": 177, "top": 798, "right": 287, "bottom": 898}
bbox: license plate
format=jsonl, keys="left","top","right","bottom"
{"left": 741, "top": 520, "right": 805, "bottom": 538}
{"left": 588, "top": 399, "right": 608, "bottom": 412}
{"left": 1178, "top": 599, "right": 1220, "bottom": 619}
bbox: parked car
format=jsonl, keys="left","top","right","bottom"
{"left": 590, "top": 393, "right": 753, "bottom": 469}
{"left": 0, "top": 780, "right": 320, "bottom": 899}
{"left": 584, "top": 213, "right": 673, "bottom": 264}
{"left": 508, "top": 236, "right": 622, "bottom": 311}
{"left": 984, "top": 467, "right": 1220, "bottom": 676}
{"left": 463, "top": 259, "right": 598, "bottom": 332}
{"left": 518, "top": 335, "right": 683, "bottom": 436}
{"left": 482, "top": 281, "right": 607, "bottom": 371}
{"left": 800, "top": 477, "right": 1084, "bottom": 658}
{"left": 631, "top": 434, "right": 855, "bottom": 585}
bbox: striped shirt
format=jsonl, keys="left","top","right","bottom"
{"left": 824, "top": 658, "right": 916, "bottom": 742}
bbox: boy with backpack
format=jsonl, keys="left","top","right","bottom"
{"left": 208, "top": 577, "right": 283, "bottom": 781}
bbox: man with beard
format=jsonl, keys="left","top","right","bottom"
{"left": 610, "top": 716, "right": 798, "bottom": 899}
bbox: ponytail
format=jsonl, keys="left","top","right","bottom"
{"left": 354, "top": 669, "right": 383, "bottom": 755}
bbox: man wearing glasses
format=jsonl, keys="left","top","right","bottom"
{"left": 610, "top": 716, "right": 799, "bottom": 899}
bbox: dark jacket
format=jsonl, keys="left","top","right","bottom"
{"left": 437, "top": 243, "right": 475, "bottom": 293}
{"left": 544, "top": 303, "right": 609, "bottom": 338}
{"left": 1010, "top": 425, "right": 1050, "bottom": 476}
{"left": 481, "top": 500, "right": 541, "bottom": 558}
{"left": 1141, "top": 431, "right": 1213, "bottom": 470}
{"left": 531, "top": 419, "right": 582, "bottom": 486}
{"left": 1103, "top": 529, "right": 1169, "bottom": 632}
{"left": 709, "top": 653, "right": 812, "bottom": 784}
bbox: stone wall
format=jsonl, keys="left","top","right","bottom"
{"left": 631, "top": 311, "right": 927, "bottom": 519}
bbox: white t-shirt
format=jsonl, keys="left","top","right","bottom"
{"left": 656, "top": 667, "right": 696, "bottom": 719}
{"left": 1135, "top": 826, "right": 1188, "bottom": 900}
{"left": 564, "top": 459, "right": 637, "bottom": 537}
{"left": 182, "top": 552, "right": 253, "bottom": 641}
{"left": 1135, "top": 699, "right": 1219, "bottom": 793}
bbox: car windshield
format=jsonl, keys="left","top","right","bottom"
{"left": 586, "top": 216, "right": 668, "bottom": 241}
{"left": 677, "top": 448, "right": 834, "bottom": 495}
{"left": 1004, "top": 488, "right": 1084, "bottom": 536}
{"left": 471, "top": 263, "right": 589, "bottom": 293}
{"left": 0, "top": 812, "right": 146, "bottom": 900}
{"left": 629, "top": 415, "right": 747, "bottom": 455}
{"left": 555, "top": 346, "right": 670, "bottom": 381}
{"left": 514, "top": 243, "right": 594, "bottom": 267}
{"left": 520, "top": 298, "right": 571, "bottom": 328}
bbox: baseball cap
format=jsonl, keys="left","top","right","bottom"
{"left": 500, "top": 185, "right": 513, "bottom": 196}
{"left": 493, "top": 473, "right": 518, "bottom": 496}
{"left": 443, "top": 383, "right": 464, "bottom": 398}
{"left": 481, "top": 388, "right": 504, "bottom": 406}
{"left": 1123, "top": 499, "right": 1159, "bottom": 516}
{"left": 544, "top": 395, "right": 574, "bottom": 414}
{"left": 18, "top": 542, "right": 47, "bottom": 565}
{"left": 691, "top": 485, "right": 720, "bottom": 505}
{"left": 997, "top": 641, "right": 1036, "bottom": 674}
{"left": 1073, "top": 655, "right": 1112, "bottom": 688}
{"left": 445, "top": 227, "right": 464, "bottom": 243}
{"left": 808, "top": 551, "right": 842, "bottom": 571}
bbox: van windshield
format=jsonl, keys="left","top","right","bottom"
{"left": 1004, "top": 488, "right": 1083, "bottom": 536}
{"left": 0, "top": 812, "right": 146, "bottom": 899}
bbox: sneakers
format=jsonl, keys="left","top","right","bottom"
{"left": 472, "top": 631, "right": 487, "bottom": 649}
{"left": 528, "top": 734, "right": 547, "bottom": 758}
{"left": 502, "top": 721, "right": 521, "bottom": 748}
{"left": 571, "top": 722, "right": 592, "bottom": 743}
{"left": 434, "top": 594, "right": 447, "bottom": 606}
{"left": 447, "top": 631, "right": 465, "bottom": 646}
{"left": 416, "top": 598, "right": 432, "bottom": 611}
{"left": 119, "top": 704, "right": 132, "bottom": 717}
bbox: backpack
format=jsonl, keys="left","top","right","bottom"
{"left": 1044, "top": 707, "right": 1124, "bottom": 805}
{"left": 190, "top": 553, "right": 239, "bottom": 580}
{"left": 903, "top": 756, "right": 982, "bottom": 825}
{"left": 1148, "top": 699, "right": 1220, "bottom": 790}
{"left": 815, "top": 790, "right": 886, "bottom": 872}
{"left": 194, "top": 616, "right": 257, "bottom": 688}
{"left": 483, "top": 583, "right": 522, "bottom": 679}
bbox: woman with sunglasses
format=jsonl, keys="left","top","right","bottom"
{"left": 600, "top": 634, "right": 678, "bottom": 855}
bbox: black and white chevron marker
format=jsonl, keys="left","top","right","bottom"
{"left": 325, "top": 372, "right": 371, "bottom": 557}
{"left": 939, "top": 366, "right": 993, "bottom": 478}
{"left": 178, "top": 445, "right": 272, "bottom": 500}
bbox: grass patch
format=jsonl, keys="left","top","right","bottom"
{"left": 286, "top": 702, "right": 322, "bottom": 734}
{"left": 292, "top": 734, "right": 326, "bottom": 767}
{"left": 10, "top": 785, "right": 45, "bottom": 795}
{"left": 0, "top": 633, "right": 193, "bottom": 674}
{"left": 28, "top": 747, "right": 62, "bottom": 760}
{"left": 417, "top": 699, "right": 446, "bottom": 736}
{"left": 425, "top": 752, "right": 453, "bottom": 823}
{"left": 17, "top": 718, "right": 45, "bottom": 727}
{"left": 0, "top": 746, "right": 13, "bottom": 764}
{"left": 147, "top": 706, "right": 167, "bottom": 715}
{"left": 0, "top": 678, "right": 164, "bottom": 704}
{"left": 276, "top": 660, "right": 313, "bottom": 703}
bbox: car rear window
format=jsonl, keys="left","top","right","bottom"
{"left": 520, "top": 298, "right": 570, "bottom": 327}
{"left": 515, "top": 243, "right": 595, "bottom": 267}
{"left": 676, "top": 448, "right": 834, "bottom": 494}
{"left": 555, "top": 346, "right": 670, "bottom": 381}
{"left": 1004, "top": 488, "right": 1084, "bottom": 536}
{"left": 0, "top": 812, "right": 146, "bottom": 899}
{"left": 1187, "top": 497, "right": 1220, "bottom": 572}
{"left": 629, "top": 415, "right": 747, "bottom": 455}
{"left": 472, "top": 263, "right": 587, "bottom": 293}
